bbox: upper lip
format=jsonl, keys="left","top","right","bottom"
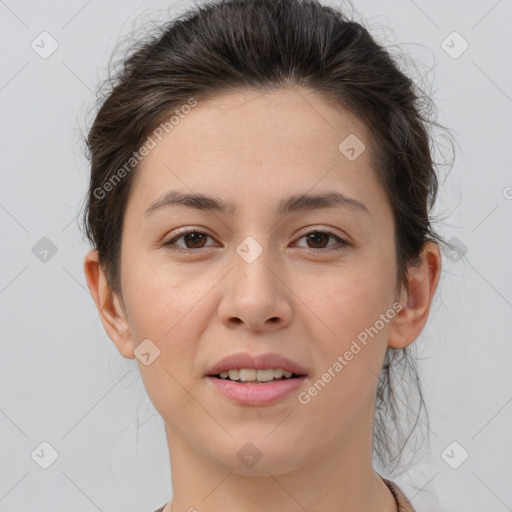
{"left": 206, "top": 352, "right": 308, "bottom": 376}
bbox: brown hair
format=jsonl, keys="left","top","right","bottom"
{"left": 80, "top": 0, "right": 455, "bottom": 474}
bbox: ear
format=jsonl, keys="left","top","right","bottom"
{"left": 388, "top": 241, "right": 442, "bottom": 349}
{"left": 83, "top": 249, "right": 135, "bottom": 359}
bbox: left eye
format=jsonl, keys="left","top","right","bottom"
{"left": 164, "top": 230, "right": 348, "bottom": 251}
{"left": 294, "top": 231, "right": 348, "bottom": 250}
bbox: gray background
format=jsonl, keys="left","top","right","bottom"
{"left": 1, "top": 0, "right": 511, "bottom": 511}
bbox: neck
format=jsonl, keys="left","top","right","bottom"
{"left": 163, "top": 416, "right": 397, "bottom": 512}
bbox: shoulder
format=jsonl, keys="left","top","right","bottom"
{"left": 381, "top": 477, "right": 417, "bottom": 512}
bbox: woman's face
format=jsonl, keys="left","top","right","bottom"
{"left": 111, "top": 87, "right": 403, "bottom": 475}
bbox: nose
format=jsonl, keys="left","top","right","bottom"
{"left": 216, "top": 242, "right": 293, "bottom": 332}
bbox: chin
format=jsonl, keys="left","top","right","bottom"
{"left": 208, "top": 433, "right": 312, "bottom": 477}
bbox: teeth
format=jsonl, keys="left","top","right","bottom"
{"left": 239, "top": 368, "right": 257, "bottom": 381}
{"left": 274, "top": 368, "right": 284, "bottom": 378}
{"left": 218, "top": 368, "right": 296, "bottom": 382}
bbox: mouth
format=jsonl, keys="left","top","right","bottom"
{"left": 206, "top": 352, "right": 308, "bottom": 378}
{"left": 206, "top": 371, "right": 308, "bottom": 405}
{"left": 210, "top": 368, "right": 305, "bottom": 384}
{"left": 205, "top": 353, "right": 308, "bottom": 405}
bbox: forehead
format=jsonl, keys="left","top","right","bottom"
{"left": 144, "top": 86, "right": 373, "bottom": 166}
{"left": 126, "top": 86, "right": 385, "bottom": 219}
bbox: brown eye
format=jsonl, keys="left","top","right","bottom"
{"left": 165, "top": 230, "right": 214, "bottom": 250}
{"left": 295, "top": 230, "right": 349, "bottom": 251}
{"left": 181, "top": 232, "right": 208, "bottom": 248}
{"left": 305, "top": 232, "right": 330, "bottom": 249}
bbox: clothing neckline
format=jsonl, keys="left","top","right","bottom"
{"left": 154, "top": 476, "right": 416, "bottom": 512}
{"left": 380, "top": 476, "right": 416, "bottom": 512}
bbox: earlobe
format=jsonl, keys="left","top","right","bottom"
{"left": 83, "top": 249, "right": 135, "bottom": 359}
{"left": 388, "top": 242, "right": 442, "bottom": 349}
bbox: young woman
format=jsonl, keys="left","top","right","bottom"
{"left": 82, "top": 1, "right": 451, "bottom": 510}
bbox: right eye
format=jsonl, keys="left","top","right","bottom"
{"left": 164, "top": 229, "right": 217, "bottom": 251}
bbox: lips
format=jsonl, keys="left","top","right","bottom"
{"left": 206, "top": 374, "right": 307, "bottom": 405}
{"left": 206, "top": 352, "right": 308, "bottom": 377}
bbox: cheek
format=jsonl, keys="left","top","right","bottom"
{"left": 120, "top": 259, "right": 212, "bottom": 420}
{"left": 121, "top": 246, "right": 201, "bottom": 337}
{"left": 307, "top": 252, "right": 397, "bottom": 342}
{"left": 293, "top": 273, "right": 396, "bottom": 439}
{"left": 297, "top": 249, "right": 397, "bottom": 397}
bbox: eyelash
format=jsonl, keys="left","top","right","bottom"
{"left": 163, "top": 228, "right": 350, "bottom": 253}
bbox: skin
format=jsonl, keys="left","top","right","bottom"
{"left": 84, "top": 86, "right": 441, "bottom": 512}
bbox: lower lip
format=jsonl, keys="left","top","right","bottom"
{"left": 205, "top": 375, "right": 307, "bottom": 405}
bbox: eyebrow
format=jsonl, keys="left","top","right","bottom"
{"left": 144, "top": 190, "right": 370, "bottom": 217}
